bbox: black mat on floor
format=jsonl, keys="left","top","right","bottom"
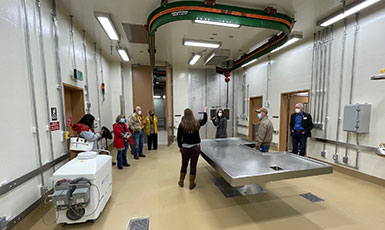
{"left": 300, "top": 192, "right": 324, "bottom": 202}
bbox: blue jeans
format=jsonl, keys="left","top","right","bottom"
{"left": 260, "top": 145, "right": 270, "bottom": 152}
{"left": 117, "top": 141, "right": 129, "bottom": 167}
{"left": 291, "top": 131, "right": 307, "bottom": 156}
{"left": 133, "top": 130, "right": 144, "bottom": 157}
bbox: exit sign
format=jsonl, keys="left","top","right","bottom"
{"left": 73, "top": 69, "right": 83, "bottom": 81}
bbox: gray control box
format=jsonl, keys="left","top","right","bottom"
{"left": 343, "top": 104, "right": 371, "bottom": 133}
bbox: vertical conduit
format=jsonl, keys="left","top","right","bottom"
{"left": 322, "top": 25, "right": 334, "bottom": 154}
{"left": 36, "top": 0, "right": 55, "bottom": 164}
{"left": 309, "top": 33, "right": 316, "bottom": 116}
{"left": 99, "top": 49, "right": 105, "bottom": 102}
{"left": 69, "top": 15, "right": 76, "bottom": 71}
{"left": 266, "top": 55, "right": 271, "bottom": 107}
{"left": 82, "top": 30, "right": 90, "bottom": 113}
{"left": 344, "top": 13, "right": 360, "bottom": 168}
{"left": 51, "top": 0, "right": 68, "bottom": 154}
{"left": 313, "top": 31, "right": 320, "bottom": 121}
{"left": 94, "top": 43, "right": 102, "bottom": 128}
{"left": 320, "top": 28, "right": 329, "bottom": 126}
{"left": 316, "top": 30, "right": 325, "bottom": 124}
{"left": 120, "top": 62, "right": 126, "bottom": 115}
{"left": 21, "top": 0, "right": 44, "bottom": 186}
{"left": 334, "top": 18, "right": 348, "bottom": 160}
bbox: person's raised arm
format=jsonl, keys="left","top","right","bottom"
{"left": 200, "top": 106, "right": 208, "bottom": 126}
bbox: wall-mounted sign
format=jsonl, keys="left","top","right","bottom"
{"left": 50, "top": 121, "right": 60, "bottom": 131}
{"left": 73, "top": 69, "right": 83, "bottom": 81}
{"left": 66, "top": 116, "right": 72, "bottom": 127}
{"left": 51, "top": 107, "right": 57, "bottom": 121}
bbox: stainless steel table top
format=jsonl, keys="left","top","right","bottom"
{"left": 200, "top": 138, "right": 333, "bottom": 187}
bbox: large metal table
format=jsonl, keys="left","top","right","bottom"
{"left": 200, "top": 138, "right": 333, "bottom": 189}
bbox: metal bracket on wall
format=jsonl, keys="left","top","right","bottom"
{"left": 0, "top": 154, "right": 69, "bottom": 197}
{"left": 312, "top": 137, "right": 377, "bottom": 153}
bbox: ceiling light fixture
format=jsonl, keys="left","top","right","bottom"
{"left": 117, "top": 48, "right": 130, "bottom": 62}
{"left": 319, "top": 0, "right": 380, "bottom": 27}
{"left": 271, "top": 32, "right": 303, "bottom": 53}
{"left": 193, "top": 19, "right": 241, "bottom": 28}
{"left": 95, "top": 12, "right": 119, "bottom": 40}
{"left": 189, "top": 53, "right": 202, "bottom": 65}
{"left": 241, "top": 58, "right": 258, "bottom": 68}
{"left": 183, "top": 39, "right": 221, "bottom": 48}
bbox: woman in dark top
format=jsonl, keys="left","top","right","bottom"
{"left": 211, "top": 109, "right": 227, "bottom": 138}
{"left": 177, "top": 107, "right": 207, "bottom": 190}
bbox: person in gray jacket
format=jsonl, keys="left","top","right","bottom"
{"left": 255, "top": 107, "right": 273, "bottom": 152}
{"left": 211, "top": 109, "right": 227, "bottom": 138}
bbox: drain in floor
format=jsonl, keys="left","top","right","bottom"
{"left": 300, "top": 192, "right": 324, "bottom": 202}
{"left": 128, "top": 216, "right": 150, "bottom": 230}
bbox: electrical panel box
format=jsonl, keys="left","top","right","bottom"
{"left": 343, "top": 104, "right": 371, "bottom": 133}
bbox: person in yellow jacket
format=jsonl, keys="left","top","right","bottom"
{"left": 145, "top": 109, "right": 158, "bottom": 150}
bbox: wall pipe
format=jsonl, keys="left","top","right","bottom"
{"left": 266, "top": 55, "right": 271, "bottom": 107}
{"left": 309, "top": 33, "right": 316, "bottom": 115}
{"left": 344, "top": 13, "right": 360, "bottom": 168}
{"left": 313, "top": 31, "right": 320, "bottom": 121}
{"left": 82, "top": 30, "right": 91, "bottom": 114}
{"left": 94, "top": 43, "right": 102, "bottom": 128}
{"left": 99, "top": 49, "right": 105, "bottom": 102}
{"left": 21, "top": 0, "right": 45, "bottom": 187}
{"left": 120, "top": 63, "right": 126, "bottom": 115}
{"left": 51, "top": 0, "right": 68, "bottom": 153}
{"left": 316, "top": 29, "right": 325, "bottom": 124}
{"left": 322, "top": 25, "right": 334, "bottom": 155}
{"left": 320, "top": 28, "right": 328, "bottom": 126}
{"left": 334, "top": 18, "right": 348, "bottom": 162}
{"left": 69, "top": 15, "right": 76, "bottom": 71}
{"left": 36, "top": 0, "right": 55, "bottom": 165}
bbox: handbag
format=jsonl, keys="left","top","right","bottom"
{"left": 70, "top": 136, "right": 94, "bottom": 152}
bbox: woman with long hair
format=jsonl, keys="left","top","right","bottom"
{"left": 177, "top": 106, "right": 207, "bottom": 190}
{"left": 72, "top": 114, "right": 101, "bottom": 150}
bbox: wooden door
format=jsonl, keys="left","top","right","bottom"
{"left": 165, "top": 62, "right": 174, "bottom": 145}
{"left": 279, "top": 90, "right": 309, "bottom": 151}
{"left": 63, "top": 83, "right": 85, "bottom": 159}
{"left": 248, "top": 96, "right": 263, "bottom": 140}
{"left": 132, "top": 65, "right": 154, "bottom": 116}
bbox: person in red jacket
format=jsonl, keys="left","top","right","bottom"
{"left": 113, "top": 114, "right": 134, "bottom": 169}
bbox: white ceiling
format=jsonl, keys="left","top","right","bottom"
{"left": 58, "top": 0, "right": 354, "bottom": 67}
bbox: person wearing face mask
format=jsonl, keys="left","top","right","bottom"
{"left": 113, "top": 114, "right": 134, "bottom": 169}
{"left": 145, "top": 109, "right": 158, "bottom": 151}
{"left": 290, "top": 103, "right": 313, "bottom": 156}
{"left": 255, "top": 107, "right": 273, "bottom": 152}
{"left": 128, "top": 106, "right": 146, "bottom": 160}
{"left": 211, "top": 109, "right": 227, "bottom": 138}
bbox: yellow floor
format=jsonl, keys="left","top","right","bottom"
{"left": 24, "top": 144, "right": 385, "bottom": 230}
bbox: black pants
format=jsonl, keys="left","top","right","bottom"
{"left": 147, "top": 133, "right": 158, "bottom": 150}
{"left": 180, "top": 145, "right": 200, "bottom": 175}
{"left": 291, "top": 132, "right": 307, "bottom": 156}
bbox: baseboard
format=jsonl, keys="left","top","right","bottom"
{"left": 309, "top": 157, "right": 385, "bottom": 187}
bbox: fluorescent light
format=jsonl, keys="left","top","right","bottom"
{"left": 117, "top": 49, "right": 130, "bottom": 61}
{"left": 95, "top": 13, "right": 119, "bottom": 40}
{"left": 193, "top": 19, "right": 240, "bottom": 28}
{"left": 241, "top": 59, "right": 258, "bottom": 68}
{"left": 189, "top": 54, "right": 201, "bottom": 65}
{"left": 271, "top": 33, "right": 303, "bottom": 53}
{"left": 320, "top": 0, "right": 380, "bottom": 27}
{"left": 153, "top": 95, "right": 162, "bottom": 99}
{"left": 183, "top": 39, "right": 221, "bottom": 48}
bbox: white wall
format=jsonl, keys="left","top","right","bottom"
{"left": 240, "top": 3, "right": 385, "bottom": 179}
{"left": 173, "top": 65, "right": 189, "bottom": 131}
{"left": 0, "top": 0, "right": 130, "bottom": 221}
